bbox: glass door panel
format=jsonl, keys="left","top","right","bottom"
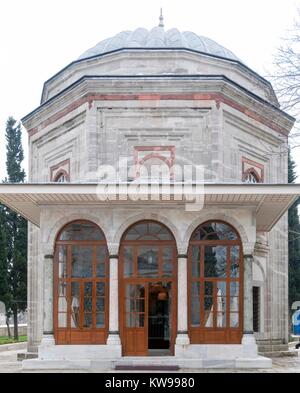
{"left": 123, "top": 283, "right": 147, "bottom": 355}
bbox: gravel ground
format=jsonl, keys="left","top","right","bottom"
{"left": 0, "top": 349, "right": 299, "bottom": 373}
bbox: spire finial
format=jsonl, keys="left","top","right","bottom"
{"left": 159, "top": 8, "right": 164, "bottom": 28}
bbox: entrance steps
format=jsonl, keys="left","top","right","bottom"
{"left": 114, "top": 357, "right": 180, "bottom": 371}
{"left": 257, "top": 339, "right": 298, "bottom": 358}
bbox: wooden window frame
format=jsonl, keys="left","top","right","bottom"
{"left": 188, "top": 220, "right": 244, "bottom": 344}
{"left": 53, "top": 220, "right": 109, "bottom": 345}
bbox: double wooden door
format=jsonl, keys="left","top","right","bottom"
{"left": 120, "top": 242, "right": 177, "bottom": 356}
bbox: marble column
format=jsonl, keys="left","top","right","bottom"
{"left": 175, "top": 255, "right": 190, "bottom": 346}
{"left": 107, "top": 255, "right": 121, "bottom": 347}
{"left": 40, "top": 252, "right": 55, "bottom": 347}
{"left": 242, "top": 253, "right": 258, "bottom": 357}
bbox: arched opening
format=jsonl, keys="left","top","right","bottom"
{"left": 54, "top": 220, "right": 109, "bottom": 344}
{"left": 242, "top": 169, "right": 261, "bottom": 183}
{"left": 188, "top": 220, "right": 243, "bottom": 344}
{"left": 119, "top": 220, "right": 177, "bottom": 356}
{"left": 53, "top": 170, "right": 69, "bottom": 183}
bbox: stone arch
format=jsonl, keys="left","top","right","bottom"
{"left": 113, "top": 212, "right": 180, "bottom": 253}
{"left": 183, "top": 212, "right": 249, "bottom": 254}
{"left": 45, "top": 213, "right": 110, "bottom": 253}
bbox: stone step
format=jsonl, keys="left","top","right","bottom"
{"left": 115, "top": 364, "right": 180, "bottom": 371}
{"left": 17, "top": 352, "right": 38, "bottom": 361}
{"left": 259, "top": 351, "right": 298, "bottom": 358}
{"left": 258, "top": 345, "right": 289, "bottom": 352}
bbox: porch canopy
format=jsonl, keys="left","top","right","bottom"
{"left": 0, "top": 183, "right": 299, "bottom": 232}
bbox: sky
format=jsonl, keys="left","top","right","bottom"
{"left": 0, "top": 0, "right": 300, "bottom": 181}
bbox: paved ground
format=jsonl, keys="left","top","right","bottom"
{"left": 0, "top": 349, "right": 299, "bottom": 373}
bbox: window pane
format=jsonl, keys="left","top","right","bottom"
{"left": 59, "top": 281, "right": 67, "bottom": 297}
{"left": 58, "top": 313, "right": 67, "bottom": 328}
{"left": 204, "top": 297, "right": 213, "bottom": 327}
{"left": 191, "top": 282, "right": 200, "bottom": 326}
{"left": 83, "top": 313, "right": 92, "bottom": 328}
{"left": 71, "top": 246, "right": 93, "bottom": 278}
{"left": 136, "top": 299, "right": 145, "bottom": 312}
{"left": 96, "top": 313, "right": 105, "bottom": 328}
{"left": 84, "top": 297, "right": 92, "bottom": 312}
{"left": 96, "top": 246, "right": 107, "bottom": 277}
{"left": 217, "top": 281, "right": 226, "bottom": 314}
{"left": 136, "top": 314, "right": 145, "bottom": 327}
{"left": 58, "top": 246, "right": 67, "bottom": 278}
{"left": 204, "top": 246, "right": 227, "bottom": 278}
{"left": 58, "top": 296, "right": 68, "bottom": 313}
{"left": 217, "top": 312, "right": 226, "bottom": 328}
{"left": 204, "top": 282, "right": 213, "bottom": 296}
{"left": 230, "top": 313, "right": 239, "bottom": 327}
{"left": 230, "top": 297, "right": 239, "bottom": 313}
{"left": 126, "top": 313, "right": 135, "bottom": 327}
{"left": 230, "top": 246, "right": 240, "bottom": 278}
{"left": 230, "top": 282, "right": 239, "bottom": 297}
{"left": 59, "top": 222, "right": 104, "bottom": 241}
{"left": 96, "top": 282, "right": 105, "bottom": 297}
{"left": 71, "top": 282, "right": 80, "bottom": 328}
{"left": 84, "top": 282, "right": 92, "bottom": 297}
{"left": 96, "top": 298, "right": 105, "bottom": 312}
{"left": 124, "top": 247, "right": 134, "bottom": 277}
{"left": 137, "top": 247, "right": 158, "bottom": 277}
{"left": 192, "top": 246, "right": 200, "bottom": 277}
{"left": 162, "top": 246, "right": 173, "bottom": 277}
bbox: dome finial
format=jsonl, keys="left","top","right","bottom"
{"left": 159, "top": 8, "right": 164, "bottom": 28}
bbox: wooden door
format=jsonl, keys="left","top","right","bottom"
{"left": 122, "top": 283, "right": 148, "bottom": 356}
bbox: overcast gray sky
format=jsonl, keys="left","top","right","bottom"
{"left": 0, "top": 0, "right": 299, "bottom": 181}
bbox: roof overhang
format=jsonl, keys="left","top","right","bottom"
{"left": 0, "top": 183, "right": 299, "bottom": 231}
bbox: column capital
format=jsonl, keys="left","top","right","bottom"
{"left": 109, "top": 255, "right": 119, "bottom": 260}
{"left": 178, "top": 254, "right": 188, "bottom": 259}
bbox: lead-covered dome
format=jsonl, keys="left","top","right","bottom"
{"left": 78, "top": 26, "right": 240, "bottom": 62}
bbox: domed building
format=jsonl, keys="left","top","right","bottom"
{"left": 1, "top": 13, "right": 299, "bottom": 370}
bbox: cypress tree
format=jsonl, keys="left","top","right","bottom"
{"left": 4, "top": 117, "right": 27, "bottom": 340}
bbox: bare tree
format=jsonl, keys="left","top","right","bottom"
{"left": 270, "top": 10, "right": 300, "bottom": 151}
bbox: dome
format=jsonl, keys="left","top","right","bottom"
{"left": 78, "top": 25, "right": 240, "bottom": 62}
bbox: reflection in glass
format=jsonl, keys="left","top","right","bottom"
{"left": 191, "top": 282, "right": 200, "bottom": 326}
{"left": 230, "top": 246, "right": 240, "bottom": 278}
{"left": 96, "top": 313, "right": 104, "bottom": 328}
{"left": 96, "top": 246, "right": 107, "bottom": 277}
{"left": 204, "top": 246, "right": 226, "bottom": 278}
{"left": 138, "top": 247, "right": 158, "bottom": 277}
{"left": 192, "top": 222, "right": 238, "bottom": 241}
{"left": 124, "top": 222, "right": 172, "bottom": 241}
{"left": 124, "top": 247, "right": 133, "bottom": 277}
{"left": 162, "top": 247, "right": 173, "bottom": 277}
{"left": 58, "top": 313, "right": 67, "bottom": 328}
{"left": 192, "top": 246, "right": 200, "bottom": 278}
{"left": 84, "top": 313, "right": 92, "bottom": 328}
{"left": 230, "top": 313, "right": 239, "bottom": 327}
{"left": 71, "top": 282, "right": 80, "bottom": 328}
{"left": 59, "top": 221, "right": 104, "bottom": 241}
{"left": 72, "top": 246, "right": 93, "bottom": 278}
{"left": 217, "top": 312, "right": 226, "bottom": 327}
{"left": 58, "top": 246, "right": 67, "bottom": 278}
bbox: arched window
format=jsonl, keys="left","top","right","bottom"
{"left": 242, "top": 170, "right": 260, "bottom": 184}
{"left": 54, "top": 220, "right": 108, "bottom": 344}
{"left": 188, "top": 221, "right": 243, "bottom": 344}
{"left": 54, "top": 170, "right": 69, "bottom": 183}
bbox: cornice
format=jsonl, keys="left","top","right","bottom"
{"left": 22, "top": 76, "right": 295, "bottom": 138}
